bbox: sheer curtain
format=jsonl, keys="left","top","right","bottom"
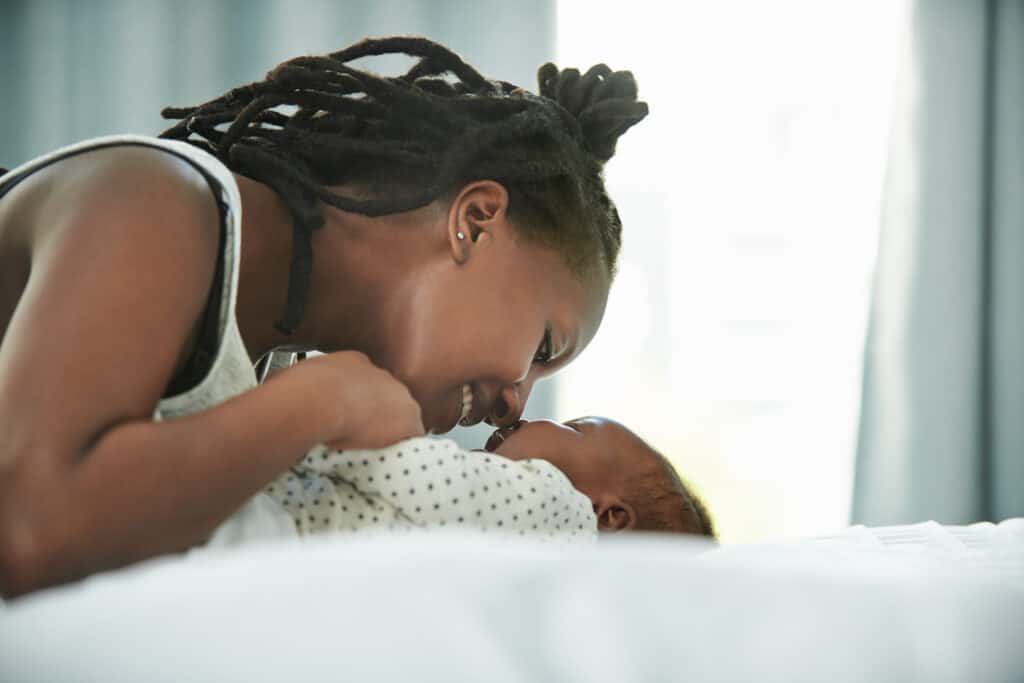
{"left": 854, "top": 0, "right": 1024, "bottom": 525}
{"left": 0, "top": 1, "right": 554, "bottom": 163}
{"left": 555, "top": 0, "right": 905, "bottom": 541}
{"left": 0, "top": 0, "right": 557, "bottom": 451}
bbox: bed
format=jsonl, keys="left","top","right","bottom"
{"left": 2, "top": 521, "right": 1022, "bottom": 681}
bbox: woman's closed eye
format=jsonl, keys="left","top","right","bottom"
{"left": 533, "top": 327, "right": 553, "bottom": 365}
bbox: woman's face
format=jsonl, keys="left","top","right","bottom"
{"left": 378, "top": 184, "right": 611, "bottom": 434}
{"left": 397, "top": 235, "right": 608, "bottom": 434}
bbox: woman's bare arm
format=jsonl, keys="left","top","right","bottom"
{"left": 0, "top": 148, "right": 326, "bottom": 596}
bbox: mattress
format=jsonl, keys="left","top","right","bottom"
{"left": 2, "top": 522, "right": 1022, "bottom": 682}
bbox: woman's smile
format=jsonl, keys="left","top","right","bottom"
{"left": 458, "top": 382, "right": 476, "bottom": 425}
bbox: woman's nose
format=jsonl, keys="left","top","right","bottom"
{"left": 488, "top": 382, "right": 533, "bottom": 428}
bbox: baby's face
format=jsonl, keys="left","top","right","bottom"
{"left": 484, "top": 417, "right": 643, "bottom": 500}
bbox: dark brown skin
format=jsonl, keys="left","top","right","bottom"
{"left": 488, "top": 417, "right": 647, "bottom": 531}
{"left": 0, "top": 146, "right": 609, "bottom": 597}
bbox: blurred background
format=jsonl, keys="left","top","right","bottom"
{"left": 2, "top": 0, "right": 1021, "bottom": 542}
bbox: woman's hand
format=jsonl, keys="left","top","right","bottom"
{"left": 267, "top": 351, "right": 425, "bottom": 450}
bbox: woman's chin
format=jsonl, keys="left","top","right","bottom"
{"left": 424, "top": 406, "right": 458, "bottom": 435}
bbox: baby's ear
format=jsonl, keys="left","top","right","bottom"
{"left": 594, "top": 495, "right": 636, "bottom": 532}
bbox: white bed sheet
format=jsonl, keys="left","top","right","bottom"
{"left": 1, "top": 526, "right": 1022, "bottom": 682}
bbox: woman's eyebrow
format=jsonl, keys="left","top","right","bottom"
{"left": 554, "top": 331, "right": 568, "bottom": 361}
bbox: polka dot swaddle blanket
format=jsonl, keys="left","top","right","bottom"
{"left": 265, "top": 437, "right": 597, "bottom": 542}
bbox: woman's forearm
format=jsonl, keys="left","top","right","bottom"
{"left": 0, "top": 380, "right": 318, "bottom": 597}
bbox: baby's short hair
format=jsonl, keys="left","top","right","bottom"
{"left": 627, "top": 446, "right": 716, "bottom": 538}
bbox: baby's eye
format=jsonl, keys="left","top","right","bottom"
{"left": 533, "top": 328, "right": 553, "bottom": 365}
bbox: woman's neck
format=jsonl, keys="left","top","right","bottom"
{"left": 233, "top": 175, "right": 446, "bottom": 362}
{"left": 233, "top": 174, "right": 304, "bottom": 360}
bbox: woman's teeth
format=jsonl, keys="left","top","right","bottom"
{"left": 459, "top": 383, "right": 474, "bottom": 425}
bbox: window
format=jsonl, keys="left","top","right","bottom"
{"left": 555, "top": 0, "right": 906, "bottom": 541}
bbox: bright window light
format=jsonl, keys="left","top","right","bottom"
{"left": 555, "top": 0, "right": 907, "bottom": 542}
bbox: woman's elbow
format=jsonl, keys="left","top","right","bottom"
{"left": 0, "top": 459, "right": 69, "bottom": 598}
{"left": 0, "top": 513, "right": 44, "bottom": 598}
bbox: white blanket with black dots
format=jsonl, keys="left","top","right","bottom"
{"left": 250, "top": 437, "right": 596, "bottom": 542}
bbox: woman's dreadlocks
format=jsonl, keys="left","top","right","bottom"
{"left": 160, "top": 36, "right": 647, "bottom": 334}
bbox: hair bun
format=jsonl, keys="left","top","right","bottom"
{"left": 537, "top": 62, "right": 648, "bottom": 164}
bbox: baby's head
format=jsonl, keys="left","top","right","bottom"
{"left": 486, "top": 417, "right": 715, "bottom": 537}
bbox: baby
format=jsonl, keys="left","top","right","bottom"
{"left": 264, "top": 416, "right": 715, "bottom": 542}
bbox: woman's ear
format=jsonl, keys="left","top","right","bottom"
{"left": 447, "top": 180, "right": 510, "bottom": 264}
{"left": 593, "top": 495, "right": 637, "bottom": 532}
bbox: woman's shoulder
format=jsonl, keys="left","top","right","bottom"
{"left": 4, "top": 135, "right": 232, "bottom": 217}
{"left": 2, "top": 134, "right": 229, "bottom": 189}
{"left": 4, "top": 137, "right": 222, "bottom": 257}
{"left": 0, "top": 136, "right": 227, "bottom": 365}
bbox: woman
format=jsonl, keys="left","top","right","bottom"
{"left": 0, "top": 37, "right": 647, "bottom": 596}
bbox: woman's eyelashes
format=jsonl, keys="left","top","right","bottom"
{"left": 533, "top": 327, "right": 554, "bottom": 365}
